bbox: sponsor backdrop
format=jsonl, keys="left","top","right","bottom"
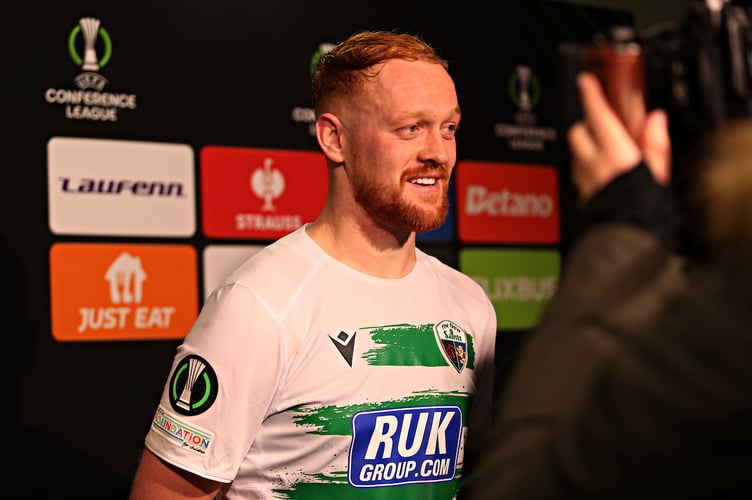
{"left": 4, "top": 1, "right": 638, "bottom": 496}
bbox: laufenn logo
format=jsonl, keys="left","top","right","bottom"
{"left": 465, "top": 185, "right": 554, "bottom": 218}
{"left": 349, "top": 405, "right": 461, "bottom": 488}
{"left": 48, "top": 137, "right": 195, "bottom": 237}
{"left": 57, "top": 177, "right": 186, "bottom": 196}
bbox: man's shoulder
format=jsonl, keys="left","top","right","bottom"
{"left": 223, "top": 227, "right": 321, "bottom": 285}
{"left": 417, "top": 249, "right": 490, "bottom": 300}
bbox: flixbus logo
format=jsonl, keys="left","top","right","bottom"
{"left": 459, "top": 248, "right": 560, "bottom": 331}
{"left": 49, "top": 242, "right": 198, "bottom": 341}
{"left": 349, "top": 405, "right": 461, "bottom": 488}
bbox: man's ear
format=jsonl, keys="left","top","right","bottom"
{"left": 316, "top": 112, "right": 345, "bottom": 164}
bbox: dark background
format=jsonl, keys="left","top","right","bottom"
{"left": 4, "top": 1, "right": 687, "bottom": 497}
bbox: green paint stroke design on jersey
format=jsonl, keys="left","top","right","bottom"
{"left": 276, "top": 474, "right": 460, "bottom": 499}
{"left": 291, "top": 390, "right": 472, "bottom": 435}
{"left": 361, "top": 323, "right": 475, "bottom": 368}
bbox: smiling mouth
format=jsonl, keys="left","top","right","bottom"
{"left": 410, "top": 177, "right": 438, "bottom": 186}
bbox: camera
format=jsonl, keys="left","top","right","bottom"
{"left": 560, "top": 0, "right": 752, "bottom": 149}
{"left": 557, "top": 0, "right": 752, "bottom": 257}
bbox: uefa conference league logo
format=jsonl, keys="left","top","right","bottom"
{"left": 44, "top": 16, "right": 137, "bottom": 121}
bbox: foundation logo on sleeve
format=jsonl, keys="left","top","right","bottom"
{"left": 201, "top": 146, "right": 327, "bottom": 239}
{"left": 349, "top": 405, "right": 462, "bottom": 487}
{"left": 493, "top": 64, "right": 556, "bottom": 153}
{"left": 456, "top": 160, "right": 559, "bottom": 244}
{"left": 433, "top": 321, "right": 467, "bottom": 373}
{"left": 44, "top": 17, "right": 138, "bottom": 121}
{"left": 167, "top": 355, "right": 219, "bottom": 416}
{"left": 49, "top": 242, "right": 198, "bottom": 341}
{"left": 459, "top": 248, "right": 560, "bottom": 331}
{"left": 151, "top": 405, "right": 215, "bottom": 456}
{"left": 48, "top": 137, "right": 195, "bottom": 237}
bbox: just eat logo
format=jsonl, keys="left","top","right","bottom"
{"left": 49, "top": 243, "right": 198, "bottom": 342}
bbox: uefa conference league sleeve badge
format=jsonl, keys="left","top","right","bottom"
{"left": 168, "top": 354, "right": 219, "bottom": 416}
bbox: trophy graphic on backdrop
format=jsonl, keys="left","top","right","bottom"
{"left": 514, "top": 65, "right": 532, "bottom": 111}
{"left": 79, "top": 17, "right": 101, "bottom": 71}
{"left": 68, "top": 16, "right": 112, "bottom": 90}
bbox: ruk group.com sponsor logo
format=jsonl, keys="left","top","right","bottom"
{"left": 459, "top": 248, "right": 560, "bottom": 331}
{"left": 49, "top": 243, "right": 198, "bottom": 342}
{"left": 349, "top": 405, "right": 462, "bottom": 488}
{"left": 201, "top": 146, "right": 327, "bottom": 240}
{"left": 455, "top": 160, "right": 559, "bottom": 244}
{"left": 44, "top": 17, "right": 137, "bottom": 121}
{"left": 47, "top": 137, "right": 195, "bottom": 237}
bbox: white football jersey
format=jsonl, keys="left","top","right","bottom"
{"left": 144, "top": 225, "right": 496, "bottom": 499}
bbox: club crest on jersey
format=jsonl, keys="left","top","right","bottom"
{"left": 433, "top": 320, "right": 468, "bottom": 373}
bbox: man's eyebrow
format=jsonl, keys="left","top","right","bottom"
{"left": 395, "top": 106, "right": 461, "bottom": 122}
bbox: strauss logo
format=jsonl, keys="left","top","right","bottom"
{"left": 251, "top": 157, "right": 285, "bottom": 211}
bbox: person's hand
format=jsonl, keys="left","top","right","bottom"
{"left": 567, "top": 72, "right": 671, "bottom": 205}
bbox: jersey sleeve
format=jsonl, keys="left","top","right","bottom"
{"left": 143, "top": 281, "right": 286, "bottom": 482}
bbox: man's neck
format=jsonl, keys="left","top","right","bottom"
{"left": 305, "top": 218, "right": 417, "bottom": 279}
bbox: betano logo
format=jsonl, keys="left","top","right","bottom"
{"left": 455, "top": 160, "right": 559, "bottom": 244}
{"left": 50, "top": 243, "right": 198, "bottom": 342}
{"left": 459, "top": 248, "right": 560, "bottom": 331}
{"left": 48, "top": 137, "right": 195, "bottom": 237}
{"left": 201, "top": 146, "right": 327, "bottom": 240}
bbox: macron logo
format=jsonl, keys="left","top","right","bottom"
{"left": 330, "top": 330, "right": 356, "bottom": 366}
